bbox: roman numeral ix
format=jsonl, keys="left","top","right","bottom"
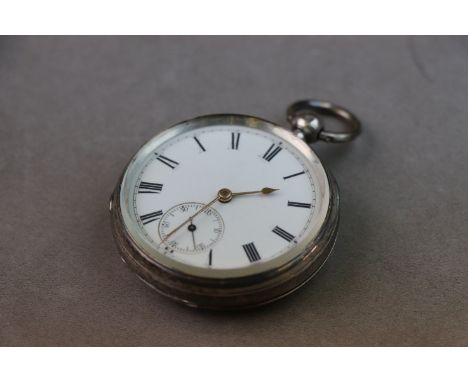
{"left": 155, "top": 154, "right": 179, "bottom": 169}
{"left": 231, "top": 132, "right": 240, "bottom": 150}
{"left": 288, "top": 201, "right": 311, "bottom": 209}
{"left": 242, "top": 242, "right": 261, "bottom": 263}
{"left": 262, "top": 143, "right": 282, "bottom": 161}
{"left": 140, "top": 210, "right": 163, "bottom": 225}
{"left": 272, "top": 226, "right": 295, "bottom": 242}
{"left": 138, "top": 182, "right": 163, "bottom": 194}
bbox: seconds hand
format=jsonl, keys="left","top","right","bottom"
{"left": 160, "top": 187, "right": 279, "bottom": 244}
{"left": 189, "top": 218, "right": 197, "bottom": 250}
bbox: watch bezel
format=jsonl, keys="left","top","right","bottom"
{"left": 113, "top": 114, "right": 331, "bottom": 280}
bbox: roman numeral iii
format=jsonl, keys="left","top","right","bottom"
{"left": 242, "top": 242, "right": 261, "bottom": 263}
{"left": 231, "top": 132, "right": 240, "bottom": 150}
{"left": 138, "top": 182, "right": 163, "bottom": 194}
{"left": 262, "top": 143, "right": 282, "bottom": 161}
{"left": 140, "top": 210, "right": 163, "bottom": 225}
{"left": 288, "top": 201, "right": 311, "bottom": 209}
{"left": 155, "top": 154, "right": 179, "bottom": 169}
{"left": 272, "top": 226, "right": 295, "bottom": 242}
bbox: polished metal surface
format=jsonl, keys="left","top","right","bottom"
{"left": 287, "top": 99, "right": 361, "bottom": 143}
{"left": 109, "top": 112, "right": 339, "bottom": 309}
{"left": 109, "top": 100, "right": 361, "bottom": 310}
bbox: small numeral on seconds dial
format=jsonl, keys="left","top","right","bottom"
{"left": 242, "top": 242, "right": 261, "bottom": 263}
{"left": 156, "top": 154, "right": 179, "bottom": 169}
{"left": 138, "top": 182, "right": 163, "bottom": 194}
{"left": 262, "top": 143, "right": 282, "bottom": 161}
{"left": 288, "top": 201, "right": 311, "bottom": 209}
{"left": 140, "top": 210, "right": 163, "bottom": 225}
{"left": 231, "top": 132, "right": 240, "bottom": 150}
{"left": 272, "top": 226, "right": 295, "bottom": 242}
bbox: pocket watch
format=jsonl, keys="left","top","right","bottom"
{"left": 109, "top": 100, "right": 360, "bottom": 310}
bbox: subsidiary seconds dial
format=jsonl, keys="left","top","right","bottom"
{"left": 158, "top": 202, "right": 224, "bottom": 254}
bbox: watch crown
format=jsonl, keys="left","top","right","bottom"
{"left": 289, "top": 112, "right": 323, "bottom": 144}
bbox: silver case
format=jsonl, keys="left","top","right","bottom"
{"left": 109, "top": 114, "right": 340, "bottom": 310}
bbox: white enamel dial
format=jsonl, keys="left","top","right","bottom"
{"left": 121, "top": 122, "right": 330, "bottom": 276}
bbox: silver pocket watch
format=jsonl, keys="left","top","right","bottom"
{"left": 109, "top": 100, "right": 360, "bottom": 310}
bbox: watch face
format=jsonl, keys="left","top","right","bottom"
{"left": 119, "top": 115, "right": 330, "bottom": 278}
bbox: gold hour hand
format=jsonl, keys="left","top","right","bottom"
{"left": 232, "top": 187, "right": 279, "bottom": 196}
{"left": 218, "top": 187, "right": 279, "bottom": 203}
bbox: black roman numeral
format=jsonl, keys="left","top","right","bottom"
{"left": 231, "top": 132, "right": 240, "bottom": 150}
{"left": 208, "top": 249, "right": 213, "bottom": 266}
{"left": 155, "top": 154, "right": 179, "bottom": 169}
{"left": 288, "top": 201, "right": 311, "bottom": 209}
{"left": 138, "top": 182, "right": 163, "bottom": 194}
{"left": 242, "top": 242, "right": 261, "bottom": 263}
{"left": 272, "top": 226, "right": 295, "bottom": 242}
{"left": 193, "top": 136, "right": 206, "bottom": 152}
{"left": 140, "top": 210, "right": 163, "bottom": 225}
{"left": 262, "top": 143, "right": 282, "bottom": 161}
{"left": 283, "top": 171, "right": 305, "bottom": 180}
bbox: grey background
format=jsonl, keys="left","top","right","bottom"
{"left": 1, "top": 36, "right": 467, "bottom": 346}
